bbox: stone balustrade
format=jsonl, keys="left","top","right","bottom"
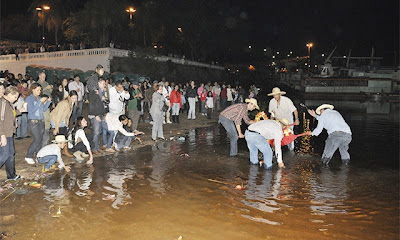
{"left": 0, "top": 47, "right": 224, "bottom": 75}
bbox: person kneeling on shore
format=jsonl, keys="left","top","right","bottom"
{"left": 245, "top": 119, "right": 288, "bottom": 170}
{"left": 114, "top": 117, "right": 144, "bottom": 151}
{"left": 36, "top": 135, "right": 71, "bottom": 172}
{"left": 68, "top": 117, "right": 94, "bottom": 164}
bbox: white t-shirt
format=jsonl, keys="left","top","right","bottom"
{"left": 68, "top": 129, "right": 91, "bottom": 150}
{"left": 206, "top": 97, "right": 214, "bottom": 108}
{"left": 268, "top": 96, "right": 297, "bottom": 124}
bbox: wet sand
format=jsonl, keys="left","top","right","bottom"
{"left": 0, "top": 111, "right": 218, "bottom": 181}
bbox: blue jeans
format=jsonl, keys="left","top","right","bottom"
{"left": 0, "top": 137, "right": 16, "bottom": 179}
{"left": 71, "top": 100, "right": 83, "bottom": 122}
{"left": 90, "top": 117, "right": 102, "bottom": 151}
{"left": 116, "top": 135, "right": 132, "bottom": 149}
{"left": 106, "top": 130, "right": 116, "bottom": 149}
{"left": 221, "top": 98, "right": 227, "bottom": 110}
{"left": 101, "top": 118, "right": 108, "bottom": 146}
{"left": 219, "top": 115, "right": 238, "bottom": 156}
{"left": 16, "top": 113, "right": 28, "bottom": 138}
{"left": 245, "top": 130, "right": 273, "bottom": 168}
{"left": 322, "top": 131, "right": 352, "bottom": 164}
{"left": 27, "top": 120, "right": 45, "bottom": 158}
{"left": 37, "top": 155, "right": 57, "bottom": 169}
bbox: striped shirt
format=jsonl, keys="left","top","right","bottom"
{"left": 220, "top": 103, "right": 251, "bottom": 125}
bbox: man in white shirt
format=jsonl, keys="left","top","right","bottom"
{"left": 108, "top": 81, "right": 130, "bottom": 115}
{"left": 68, "top": 74, "right": 85, "bottom": 123}
{"left": 162, "top": 81, "right": 172, "bottom": 123}
{"left": 268, "top": 87, "right": 299, "bottom": 151}
{"left": 245, "top": 119, "right": 288, "bottom": 170}
{"left": 307, "top": 104, "right": 352, "bottom": 165}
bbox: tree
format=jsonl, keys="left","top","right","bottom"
{"left": 29, "top": 0, "right": 68, "bottom": 45}
{"left": 63, "top": 0, "right": 126, "bottom": 47}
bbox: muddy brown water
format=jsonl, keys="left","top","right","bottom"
{"left": 0, "top": 101, "right": 399, "bottom": 240}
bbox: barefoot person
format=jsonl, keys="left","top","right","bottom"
{"left": 0, "top": 86, "right": 27, "bottom": 181}
{"left": 306, "top": 104, "right": 352, "bottom": 165}
{"left": 219, "top": 98, "right": 259, "bottom": 156}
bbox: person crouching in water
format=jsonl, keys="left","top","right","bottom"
{"left": 36, "top": 135, "right": 71, "bottom": 172}
{"left": 245, "top": 119, "right": 289, "bottom": 170}
{"left": 219, "top": 98, "right": 259, "bottom": 156}
{"left": 105, "top": 114, "right": 143, "bottom": 151}
{"left": 68, "top": 117, "right": 94, "bottom": 164}
{"left": 114, "top": 116, "right": 144, "bottom": 151}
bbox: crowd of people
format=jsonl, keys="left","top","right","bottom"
{"left": 0, "top": 63, "right": 352, "bottom": 182}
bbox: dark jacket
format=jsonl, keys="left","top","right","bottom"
{"left": 186, "top": 86, "right": 197, "bottom": 98}
{"left": 88, "top": 91, "right": 106, "bottom": 116}
{"left": 86, "top": 73, "right": 100, "bottom": 94}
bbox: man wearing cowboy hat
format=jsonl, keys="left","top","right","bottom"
{"left": 307, "top": 104, "right": 352, "bottom": 165}
{"left": 36, "top": 135, "right": 71, "bottom": 172}
{"left": 267, "top": 87, "right": 299, "bottom": 151}
{"left": 245, "top": 118, "right": 289, "bottom": 169}
{"left": 219, "top": 98, "right": 258, "bottom": 156}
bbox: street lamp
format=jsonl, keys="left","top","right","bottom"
{"left": 36, "top": 5, "right": 51, "bottom": 45}
{"left": 306, "top": 43, "right": 313, "bottom": 57}
{"left": 126, "top": 7, "right": 136, "bottom": 27}
{"left": 306, "top": 43, "right": 313, "bottom": 74}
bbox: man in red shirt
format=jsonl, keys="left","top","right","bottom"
{"left": 219, "top": 98, "right": 259, "bottom": 156}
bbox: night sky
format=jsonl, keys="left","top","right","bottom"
{"left": 1, "top": 0, "right": 398, "bottom": 56}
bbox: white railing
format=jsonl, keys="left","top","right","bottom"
{"left": 0, "top": 47, "right": 224, "bottom": 70}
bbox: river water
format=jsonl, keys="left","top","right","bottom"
{"left": 1, "top": 101, "right": 399, "bottom": 240}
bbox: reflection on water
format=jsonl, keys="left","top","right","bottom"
{"left": 1, "top": 102, "right": 399, "bottom": 239}
{"left": 309, "top": 165, "right": 349, "bottom": 215}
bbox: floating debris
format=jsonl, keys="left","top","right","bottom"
{"left": 177, "top": 137, "right": 185, "bottom": 141}
{"left": 235, "top": 184, "right": 245, "bottom": 190}
{"left": 28, "top": 181, "right": 42, "bottom": 189}
{"left": 180, "top": 153, "right": 190, "bottom": 158}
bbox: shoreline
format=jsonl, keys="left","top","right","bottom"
{"left": 0, "top": 111, "right": 219, "bottom": 182}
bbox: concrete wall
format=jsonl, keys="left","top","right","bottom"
{"left": 0, "top": 47, "right": 224, "bottom": 76}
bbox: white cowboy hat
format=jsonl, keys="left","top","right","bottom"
{"left": 267, "top": 87, "right": 286, "bottom": 96}
{"left": 245, "top": 98, "right": 260, "bottom": 109}
{"left": 316, "top": 104, "right": 334, "bottom": 115}
{"left": 52, "top": 135, "right": 70, "bottom": 144}
{"left": 279, "top": 118, "right": 289, "bottom": 126}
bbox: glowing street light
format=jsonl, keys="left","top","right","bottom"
{"left": 36, "top": 5, "right": 51, "bottom": 44}
{"left": 126, "top": 7, "right": 136, "bottom": 19}
{"left": 306, "top": 43, "right": 313, "bottom": 74}
{"left": 177, "top": 27, "right": 183, "bottom": 33}
{"left": 306, "top": 43, "right": 313, "bottom": 56}
{"left": 248, "top": 45, "right": 252, "bottom": 49}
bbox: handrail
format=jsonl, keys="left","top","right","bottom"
{"left": 0, "top": 47, "right": 224, "bottom": 70}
